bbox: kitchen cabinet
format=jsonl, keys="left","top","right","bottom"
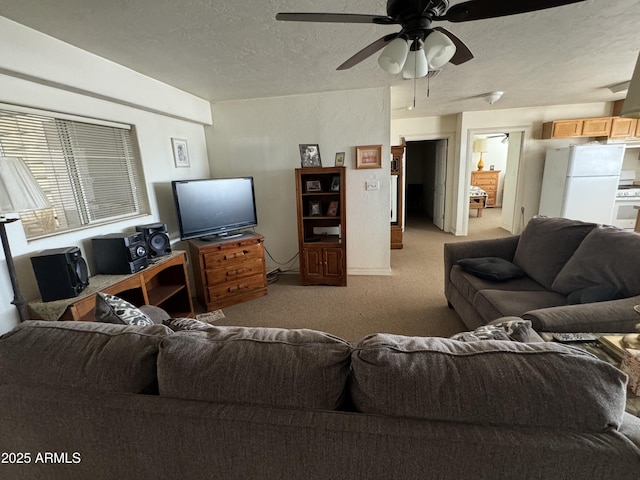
{"left": 542, "top": 114, "right": 640, "bottom": 140}
{"left": 471, "top": 170, "right": 500, "bottom": 207}
{"left": 581, "top": 117, "right": 613, "bottom": 137}
{"left": 542, "top": 119, "right": 584, "bottom": 139}
{"left": 295, "top": 166, "right": 347, "bottom": 286}
{"left": 610, "top": 117, "right": 638, "bottom": 138}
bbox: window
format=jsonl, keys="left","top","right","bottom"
{"left": 0, "top": 105, "right": 150, "bottom": 239}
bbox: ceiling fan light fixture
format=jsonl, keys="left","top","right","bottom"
{"left": 423, "top": 30, "right": 456, "bottom": 70}
{"left": 402, "top": 48, "right": 428, "bottom": 79}
{"left": 378, "top": 37, "right": 409, "bottom": 74}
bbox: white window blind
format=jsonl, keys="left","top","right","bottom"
{"left": 0, "top": 107, "right": 150, "bottom": 239}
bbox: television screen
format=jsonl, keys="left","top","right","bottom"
{"left": 171, "top": 177, "right": 257, "bottom": 241}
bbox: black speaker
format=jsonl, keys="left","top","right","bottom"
{"left": 135, "top": 222, "right": 171, "bottom": 259}
{"left": 92, "top": 232, "right": 149, "bottom": 274}
{"left": 30, "top": 247, "right": 89, "bottom": 302}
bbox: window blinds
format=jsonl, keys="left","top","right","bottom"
{"left": 0, "top": 107, "right": 150, "bottom": 239}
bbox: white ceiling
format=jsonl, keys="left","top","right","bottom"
{"left": 0, "top": 0, "right": 638, "bottom": 120}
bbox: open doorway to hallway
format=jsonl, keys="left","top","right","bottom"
{"left": 404, "top": 138, "right": 447, "bottom": 230}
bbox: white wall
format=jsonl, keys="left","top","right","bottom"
{"left": 0, "top": 17, "right": 212, "bottom": 334}
{"left": 207, "top": 89, "right": 392, "bottom": 276}
{"left": 392, "top": 103, "right": 615, "bottom": 235}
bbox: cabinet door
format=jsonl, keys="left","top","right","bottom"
{"left": 302, "top": 248, "right": 324, "bottom": 278}
{"left": 610, "top": 117, "right": 637, "bottom": 138}
{"left": 551, "top": 120, "right": 583, "bottom": 138}
{"left": 582, "top": 117, "right": 612, "bottom": 137}
{"left": 323, "top": 248, "right": 344, "bottom": 278}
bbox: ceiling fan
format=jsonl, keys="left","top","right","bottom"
{"left": 276, "top": 0, "right": 585, "bottom": 78}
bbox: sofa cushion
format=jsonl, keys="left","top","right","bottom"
{"left": 473, "top": 289, "right": 567, "bottom": 323}
{"left": 0, "top": 320, "right": 171, "bottom": 393}
{"left": 512, "top": 216, "right": 597, "bottom": 290}
{"left": 552, "top": 226, "right": 640, "bottom": 298}
{"left": 158, "top": 326, "right": 352, "bottom": 410}
{"left": 567, "top": 285, "right": 625, "bottom": 305}
{"left": 95, "top": 293, "right": 154, "bottom": 326}
{"left": 350, "top": 333, "right": 627, "bottom": 431}
{"left": 457, "top": 257, "right": 526, "bottom": 281}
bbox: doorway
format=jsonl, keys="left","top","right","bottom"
{"left": 404, "top": 139, "right": 447, "bottom": 230}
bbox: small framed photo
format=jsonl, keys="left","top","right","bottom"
{"left": 299, "top": 144, "right": 322, "bottom": 168}
{"left": 335, "top": 152, "right": 345, "bottom": 167}
{"left": 172, "top": 138, "right": 190, "bottom": 168}
{"left": 490, "top": 165, "right": 495, "bottom": 171}
{"left": 330, "top": 176, "right": 340, "bottom": 192}
{"left": 306, "top": 180, "right": 322, "bottom": 192}
{"left": 309, "top": 201, "right": 322, "bottom": 216}
{"left": 356, "top": 145, "right": 382, "bottom": 169}
{"left": 326, "top": 201, "right": 339, "bottom": 217}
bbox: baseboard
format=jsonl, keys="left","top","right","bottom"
{"left": 347, "top": 267, "right": 392, "bottom": 276}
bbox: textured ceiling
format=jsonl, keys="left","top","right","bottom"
{"left": 0, "top": 0, "right": 638, "bottom": 120}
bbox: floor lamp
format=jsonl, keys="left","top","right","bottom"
{"left": 0, "top": 156, "right": 50, "bottom": 322}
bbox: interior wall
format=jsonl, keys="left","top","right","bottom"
{"left": 206, "top": 88, "right": 392, "bottom": 276}
{"left": 0, "top": 17, "right": 212, "bottom": 334}
{"left": 392, "top": 103, "right": 615, "bottom": 236}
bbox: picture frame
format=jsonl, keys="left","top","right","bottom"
{"left": 172, "top": 138, "right": 190, "bottom": 168}
{"left": 306, "top": 180, "right": 322, "bottom": 192}
{"left": 299, "top": 144, "right": 322, "bottom": 168}
{"left": 356, "top": 144, "right": 383, "bottom": 169}
{"left": 326, "top": 200, "right": 339, "bottom": 217}
{"left": 335, "top": 152, "right": 345, "bottom": 167}
{"left": 309, "top": 200, "right": 322, "bottom": 216}
{"left": 330, "top": 176, "right": 340, "bottom": 192}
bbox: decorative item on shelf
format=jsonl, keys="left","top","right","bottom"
{"left": 0, "top": 156, "right": 51, "bottom": 322}
{"left": 621, "top": 51, "right": 640, "bottom": 119}
{"left": 356, "top": 145, "right": 383, "bottom": 169}
{"left": 305, "top": 180, "right": 322, "bottom": 193}
{"left": 331, "top": 176, "right": 340, "bottom": 192}
{"left": 309, "top": 201, "right": 321, "bottom": 216}
{"left": 335, "top": 152, "right": 345, "bottom": 167}
{"left": 473, "top": 138, "right": 488, "bottom": 171}
{"left": 171, "top": 138, "right": 190, "bottom": 168}
{"left": 326, "top": 201, "right": 338, "bottom": 217}
{"left": 299, "top": 144, "right": 322, "bottom": 167}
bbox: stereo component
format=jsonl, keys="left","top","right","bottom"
{"left": 30, "top": 247, "right": 89, "bottom": 302}
{"left": 135, "top": 222, "right": 171, "bottom": 259}
{"left": 92, "top": 232, "right": 149, "bottom": 274}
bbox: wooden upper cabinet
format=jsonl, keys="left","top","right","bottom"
{"left": 542, "top": 119, "right": 583, "bottom": 138}
{"left": 610, "top": 117, "right": 638, "bottom": 138}
{"left": 581, "top": 117, "right": 612, "bottom": 137}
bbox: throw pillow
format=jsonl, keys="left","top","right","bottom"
{"left": 567, "top": 285, "right": 625, "bottom": 305}
{"left": 450, "top": 319, "right": 534, "bottom": 343}
{"left": 512, "top": 216, "right": 597, "bottom": 290}
{"left": 551, "top": 226, "right": 640, "bottom": 298}
{"left": 456, "top": 257, "right": 526, "bottom": 281}
{"left": 95, "top": 292, "right": 153, "bottom": 326}
{"left": 163, "top": 317, "right": 215, "bottom": 332}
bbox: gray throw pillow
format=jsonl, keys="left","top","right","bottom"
{"left": 552, "top": 226, "right": 640, "bottom": 298}
{"left": 451, "top": 319, "right": 534, "bottom": 343}
{"left": 163, "top": 317, "right": 215, "bottom": 332}
{"left": 95, "top": 292, "right": 153, "bottom": 326}
{"left": 512, "top": 216, "right": 597, "bottom": 290}
{"left": 457, "top": 257, "right": 525, "bottom": 281}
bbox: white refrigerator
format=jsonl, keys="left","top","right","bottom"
{"left": 538, "top": 144, "right": 625, "bottom": 224}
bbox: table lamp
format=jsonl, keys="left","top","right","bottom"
{"left": 473, "top": 139, "right": 488, "bottom": 171}
{"left": 0, "top": 156, "right": 50, "bottom": 322}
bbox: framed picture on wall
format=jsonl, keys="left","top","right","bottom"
{"left": 356, "top": 145, "right": 382, "bottom": 169}
{"left": 172, "top": 138, "right": 190, "bottom": 168}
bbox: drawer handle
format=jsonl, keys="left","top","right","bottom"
{"left": 226, "top": 268, "right": 246, "bottom": 276}
{"left": 224, "top": 250, "right": 249, "bottom": 260}
{"left": 228, "top": 284, "right": 249, "bottom": 293}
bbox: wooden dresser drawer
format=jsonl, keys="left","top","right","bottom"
{"left": 206, "top": 274, "right": 267, "bottom": 302}
{"left": 205, "top": 258, "right": 265, "bottom": 284}
{"left": 203, "top": 243, "right": 263, "bottom": 269}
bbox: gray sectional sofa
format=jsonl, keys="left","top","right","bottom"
{"left": 445, "top": 216, "right": 640, "bottom": 332}
{"left": 1, "top": 319, "right": 640, "bottom": 479}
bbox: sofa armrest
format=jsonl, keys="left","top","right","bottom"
{"left": 522, "top": 295, "right": 640, "bottom": 333}
{"left": 444, "top": 236, "right": 520, "bottom": 296}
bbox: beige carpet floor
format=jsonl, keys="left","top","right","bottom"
{"left": 208, "top": 207, "right": 511, "bottom": 342}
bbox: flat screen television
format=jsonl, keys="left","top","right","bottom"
{"left": 171, "top": 177, "right": 257, "bottom": 241}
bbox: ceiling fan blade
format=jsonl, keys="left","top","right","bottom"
{"left": 433, "top": 27, "right": 473, "bottom": 66}
{"left": 276, "top": 13, "right": 397, "bottom": 25}
{"left": 441, "top": 0, "right": 586, "bottom": 23}
{"left": 337, "top": 33, "right": 400, "bottom": 70}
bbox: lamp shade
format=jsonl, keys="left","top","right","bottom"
{"left": 423, "top": 30, "right": 456, "bottom": 70}
{"left": 378, "top": 37, "right": 409, "bottom": 74}
{"left": 402, "top": 48, "right": 429, "bottom": 79}
{"left": 0, "top": 156, "right": 50, "bottom": 215}
{"left": 621, "top": 52, "right": 640, "bottom": 118}
{"left": 473, "top": 139, "right": 488, "bottom": 153}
